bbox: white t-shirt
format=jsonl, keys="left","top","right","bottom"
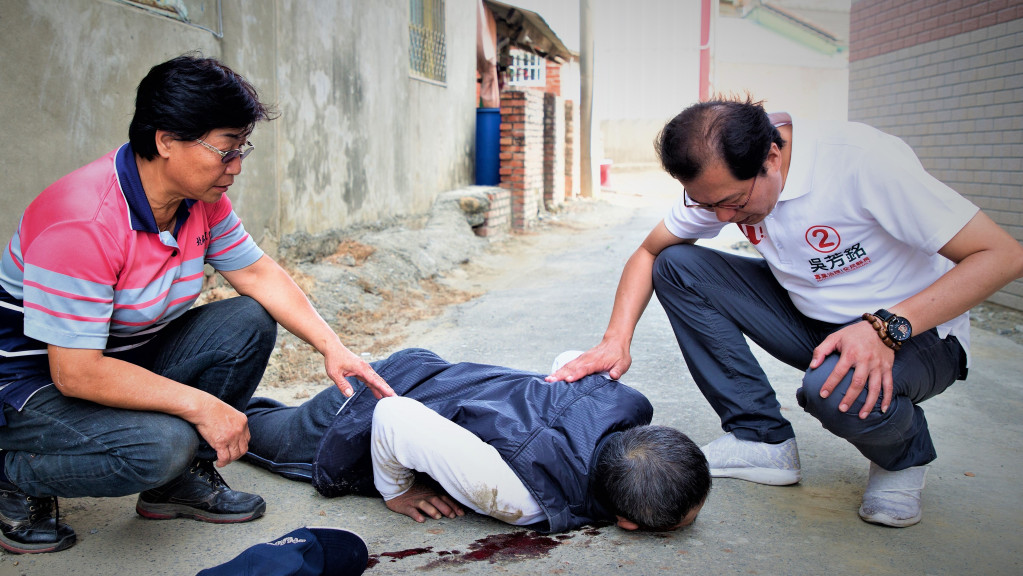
{"left": 663, "top": 115, "right": 978, "bottom": 360}
{"left": 371, "top": 396, "right": 546, "bottom": 526}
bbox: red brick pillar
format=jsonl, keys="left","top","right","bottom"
{"left": 499, "top": 90, "right": 544, "bottom": 230}
{"left": 545, "top": 60, "right": 562, "bottom": 97}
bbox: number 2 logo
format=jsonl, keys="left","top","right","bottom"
{"left": 805, "top": 225, "right": 840, "bottom": 253}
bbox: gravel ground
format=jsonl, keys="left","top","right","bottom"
{"left": 969, "top": 302, "right": 1023, "bottom": 347}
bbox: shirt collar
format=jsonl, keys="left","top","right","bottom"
{"left": 776, "top": 113, "right": 815, "bottom": 202}
{"left": 115, "top": 143, "right": 194, "bottom": 234}
{"left": 586, "top": 430, "right": 622, "bottom": 521}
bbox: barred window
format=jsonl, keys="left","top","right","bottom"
{"left": 507, "top": 48, "right": 545, "bottom": 87}
{"left": 409, "top": 0, "right": 446, "bottom": 84}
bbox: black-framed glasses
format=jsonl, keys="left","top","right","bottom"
{"left": 683, "top": 172, "right": 758, "bottom": 211}
{"left": 195, "top": 138, "right": 255, "bottom": 164}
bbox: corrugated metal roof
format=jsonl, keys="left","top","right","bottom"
{"left": 483, "top": 0, "right": 577, "bottom": 62}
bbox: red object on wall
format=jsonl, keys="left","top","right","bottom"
{"left": 600, "top": 159, "right": 612, "bottom": 187}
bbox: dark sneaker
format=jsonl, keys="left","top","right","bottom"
{"left": 136, "top": 459, "right": 266, "bottom": 524}
{"left": 0, "top": 482, "right": 76, "bottom": 554}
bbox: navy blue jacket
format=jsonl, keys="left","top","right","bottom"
{"left": 312, "top": 348, "right": 653, "bottom": 533}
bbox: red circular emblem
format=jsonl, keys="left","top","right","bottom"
{"left": 805, "top": 225, "right": 840, "bottom": 253}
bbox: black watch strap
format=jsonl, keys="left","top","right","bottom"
{"left": 875, "top": 308, "right": 896, "bottom": 323}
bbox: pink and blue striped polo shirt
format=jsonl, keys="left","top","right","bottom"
{"left": 0, "top": 144, "right": 263, "bottom": 420}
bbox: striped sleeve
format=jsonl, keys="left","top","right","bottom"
{"left": 20, "top": 221, "right": 119, "bottom": 349}
{"left": 203, "top": 198, "right": 263, "bottom": 271}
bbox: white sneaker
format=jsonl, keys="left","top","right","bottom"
{"left": 858, "top": 462, "right": 927, "bottom": 527}
{"left": 701, "top": 432, "right": 801, "bottom": 485}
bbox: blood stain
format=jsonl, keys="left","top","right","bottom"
{"left": 378, "top": 546, "right": 433, "bottom": 562}
{"left": 425, "top": 531, "right": 561, "bottom": 568}
{"left": 369, "top": 530, "right": 573, "bottom": 570}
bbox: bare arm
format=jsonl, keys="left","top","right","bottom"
{"left": 811, "top": 211, "right": 1023, "bottom": 417}
{"left": 220, "top": 255, "right": 394, "bottom": 399}
{"left": 547, "top": 221, "right": 692, "bottom": 382}
{"left": 48, "top": 346, "right": 248, "bottom": 467}
{"left": 897, "top": 211, "right": 1023, "bottom": 332}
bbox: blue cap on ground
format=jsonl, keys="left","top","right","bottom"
{"left": 196, "top": 526, "right": 368, "bottom": 576}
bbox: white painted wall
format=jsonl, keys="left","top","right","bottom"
{"left": 713, "top": 16, "right": 849, "bottom": 124}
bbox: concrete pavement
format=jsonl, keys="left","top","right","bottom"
{"left": 3, "top": 169, "right": 1021, "bottom": 575}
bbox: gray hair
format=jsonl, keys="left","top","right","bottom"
{"left": 594, "top": 425, "right": 711, "bottom": 530}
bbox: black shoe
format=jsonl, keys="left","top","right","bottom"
{"left": 135, "top": 459, "right": 266, "bottom": 524}
{"left": 0, "top": 482, "right": 76, "bottom": 554}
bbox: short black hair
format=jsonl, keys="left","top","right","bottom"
{"left": 655, "top": 94, "right": 784, "bottom": 182}
{"left": 129, "top": 52, "right": 275, "bottom": 159}
{"left": 594, "top": 425, "right": 711, "bottom": 531}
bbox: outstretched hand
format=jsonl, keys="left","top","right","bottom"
{"left": 385, "top": 482, "right": 465, "bottom": 523}
{"left": 809, "top": 320, "right": 895, "bottom": 418}
{"left": 546, "top": 340, "right": 632, "bottom": 383}
{"left": 325, "top": 345, "right": 395, "bottom": 399}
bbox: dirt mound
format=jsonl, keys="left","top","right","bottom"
{"left": 197, "top": 189, "right": 502, "bottom": 403}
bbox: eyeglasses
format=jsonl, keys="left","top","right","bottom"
{"left": 683, "top": 172, "right": 758, "bottom": 211}
{"left": 195, "top": 138, "right": 254, "bottom": 163}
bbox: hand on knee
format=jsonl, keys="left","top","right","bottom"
{"left": 800, "top": 360, "right": 881, "bottom": 438}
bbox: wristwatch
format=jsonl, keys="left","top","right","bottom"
{"left": 862, "top": 309, "right": 912, "bottom": 351}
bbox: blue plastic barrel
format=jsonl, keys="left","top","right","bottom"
{"left": 475, "top": 108, "right": 501, "bottom": 185}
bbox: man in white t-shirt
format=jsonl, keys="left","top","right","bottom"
{"left": 549, "top": 96, "right": 1023, "bottom": 528}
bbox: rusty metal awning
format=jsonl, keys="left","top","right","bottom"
{"left": 483, "top": 0, "right": 576, "bottom": 63}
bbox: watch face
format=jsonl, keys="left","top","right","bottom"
{"left": 887, "top": 316, "right": 912, "bottom": 342}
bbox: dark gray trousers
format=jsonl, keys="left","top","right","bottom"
{"left": 651, "top": 243, "right": 964, "bottom": 470}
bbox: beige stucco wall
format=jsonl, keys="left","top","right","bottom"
{"left": 712, "top": 15, "right": 849, "bottom": 125}
{"left": 0, "top": 0, "right": 476, "bottom": 253}
{"left": 593, "top": 1, "right": 849, "bottom": 166}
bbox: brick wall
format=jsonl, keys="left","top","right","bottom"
{"left": 849, "top": 0, "right": 1023, "bottom": 311}
{"left": 474, "top": 187, "right": 511, "bottom": 238}
{"left": 543, "top": 92, "right": 567, "bottom": 209}
{"left": 499, "top": 90, "right": 545, "bottom": 229}
{"left": 850, "top": 0, "right": 1023, "bottom": 62}
{"left": 545, "top": 60, "right": 562, "bottom": 96}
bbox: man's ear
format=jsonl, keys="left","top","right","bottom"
{"left": 155, "top": 130, "right": 177, "bottom": 159}
{"left": 765, "top": 142, "right": 783, "bottom": 170}
{"left": 616, "top": 516, "right": 639, "bottom": 531}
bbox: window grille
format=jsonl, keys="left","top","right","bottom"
{"left": 409, "top": 0, "right": 447, "bottom": 84}
{"left": 507, "top": 48, "right": 546, "bottom": 87}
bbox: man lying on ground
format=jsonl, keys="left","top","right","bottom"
{"left": 243, "top": 348, "right": 710, "bottom": 532}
